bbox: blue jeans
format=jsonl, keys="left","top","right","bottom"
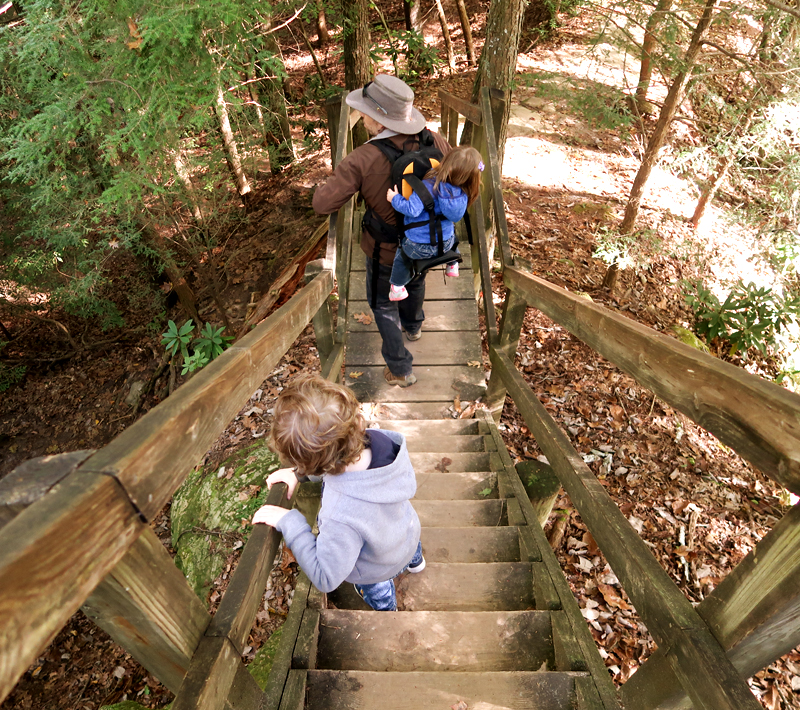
{"left": 365, "top": 256, "right": 426, "bottom": 377}
{"left": 354, "top": 542, "right": 424, "bottom": 611}
{"left": 389, "top": 237, "right": 457, "bottom": 287}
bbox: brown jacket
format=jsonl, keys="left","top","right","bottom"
{"left": 313, "top": 131, "right": 452, "bottom": 266}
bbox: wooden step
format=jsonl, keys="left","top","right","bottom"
{"left": 347, "top": 365, "right": 486, "bottom": 403}
{"left": 350, "top": 248, "right": 473, "bottom": 270}
{"left": 397, "top": 562, "right": 535, "bottom": 611}
{"left": 305, "top": 670, "right": 582, "bottom": 710}
{"left": 349, "top": 271, "right": 476, "bottom": 301}
{"left": 360, "top": 402, "right": 465, "bottom": 420}
{"left": 415, "top": 472, "right": 498, "bottom": 499}
{"left": 316, "top": 610, "right": 554, "bottom": 672}
{"left": 405, "top": 435, "right": 490, "bottom": 453}
{"left": 413, "top": 499, "right": 506, "bottom": 527}
{"left": 373, "top": 419, "right": 482, "bottom": 436}
{"left": 409, "top": 451, "right": 497, "bottom": 472}
{"left": 421, "top": 527, "right": 521, "bottom": 563}
{"left": 348, "top": 300, "right": 479, "bottom": 332}
{"left": 346, "top": 331, "right": 482, "bottom": 367}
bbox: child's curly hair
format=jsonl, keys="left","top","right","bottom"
{"left": 268, "top": 373, "right": 366, "bottom": 477}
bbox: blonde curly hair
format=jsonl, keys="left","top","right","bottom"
{"left": 269, "top": 373, "right": 366, "bottom": 477}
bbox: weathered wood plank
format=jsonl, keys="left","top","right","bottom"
{"left": 305, "top": 669, "right": 580, "bottom": 710}
{"left": 345, "top": 331, "right": 481, "bottom": 366}
{"left": 420, "top": 527, "right": 520, "bottom": 563}
{"left": 346, "top": 299, "right": 479, "bottom": 332}
{"left": 396, "top": 562, "right": 534, "bottom": 611}
{"left": 505, "top": 265, "right": 800, "bottom": 493}
{"left": 413, "top": 499, "right": 506, "bottom": 527}
{"left": 485, "top": 284, "right": 528, "bottom": 418}
{"left": 491, "top": 353, "right": 762, "bottom": 710}
{"left": 375, "top": 419, "right": 480, "bottom": 435}
{"left": 409, "top": 451, "right": 494, "bottom": 471}
{"left": 348, "top": 270, "right": 476, "bottom": 301}
{"left": 404, "top": 434, "right": 488, "bottom": 452}
{"left": 304, "top": 261, "right": 335, "bottom": 367}
{"left": 80, "top": 270, "right": 334, "bottom": 520}
{"left": 263, "top": 574, "right": 313, "bottom": 710}
{"left": 292, "top": 610, "right": 320, "bottom": 670}
{"left": 171, "top": 636, "right": 242, "bottom": 710}
{"left": 551, "top": 610, "right": 588, "bottom": 672}
{"left": 620, "top": 501, "right": 800, "bottom": 710}
{"left": 439, "top": 89, "right": 483, "bottom": 126}
{"left": 334, "top": 197, "right": 355, "bottom": 345}
{"left": 360, "top": 402, "right": 457, "bottom": 419}
{"left": 478, "top": 410, "right": 620, "bottom": 710}
{"left": 0, "top": 473, "right": 143, "bottom": 705}
{"left": 346, "top": 365, "right": 486, "bottom": 403}
{"left": 349, "top": 248, "right": 472, "bottom": 271}
{"left": 81, "top": 528, "right": 209, "bottom": 693}
{"left": 414, "top": 471, "right": 498, "bottom": 499}
{"left": 0, "top": 450, "right": 94, "bottom": 528}
{"left": 471, "top": 193, "right": 499, "bottom": 345}
{"left": 532, "top": 561, "right": 562, "bottom": 611}
{"left": 278, "top": 669, "right": 306, "bottom": 710}
{"left": 206, "top": 484, "right": 291, "bottom": 651}
{"left": 316, "top": 610, "right": 554, "bottom": 672}
{"left": 517, "top": 459, "right": 561, "bottom": 527}
{"left": 320, "top": 342, "right": 345, "bottom": 383}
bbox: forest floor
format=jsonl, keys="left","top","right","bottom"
{"left": 2, "top": 7, "right": 800, "bottom": 710}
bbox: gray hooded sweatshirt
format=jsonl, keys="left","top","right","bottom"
{"left": 276, "top": 429, "right": 420, "bottom": 593}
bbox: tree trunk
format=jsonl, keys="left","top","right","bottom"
{"left": 404, "top": 0, "right": 420, "bottom": 32}
{"left": 635, "top": 0, "right": 674, "bottom": 113}
{"left": 258, "top": 25, "right": 295, "bottom": 174}
{"left": 316, "top": 3, "right": 330, "bottom": 46}
{"left": 433, "top": 0, "right": 456, "bottom": 73}
{"left": 468, "top": 0, "right": 527, "bottom": 168}
{"left": 343, "top": 0, "right": 372, "bottom": 90}
{"left": 691, "top": 95, "right": 760, "bottom": 228}
{"left": 214, "top": 83, "right": 252, "bottom": 206}
{"left": 606, "top": 0, "right": 718, "bottom": 291}
{"left": 455, "top": 0, "right": 476, "bottom": 66}
{"left": 173, "top": 151, "right": 204, "bottom": 224}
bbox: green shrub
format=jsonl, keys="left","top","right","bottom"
{"left": 161, "top": 320, "right": 233, "bottom": 375}
{"left": 684, "top": 279, "right": 800, "bottom": 357}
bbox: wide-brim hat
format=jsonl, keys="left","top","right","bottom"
{"left": 345, "top": 75, "right": 427, "bottom": 134}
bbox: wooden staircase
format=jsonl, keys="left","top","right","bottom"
{"left": 288, "top": 410, "right": 618, "bottom": 710}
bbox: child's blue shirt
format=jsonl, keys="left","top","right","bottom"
{"left": 391, "top": 179, "right": 468, "bottom": 245}
{"left": 275, "top": 429, "right": 420, "bottom": 592}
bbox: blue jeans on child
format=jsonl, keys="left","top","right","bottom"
{"left": 390, "top": 238, "right": 456, "bottom": 287}
{"left": 354, "top": 542, "right": 424, "bottom": 611}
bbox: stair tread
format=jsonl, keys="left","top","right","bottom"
{"left": 409, "top": 451, "right": 497, "bottom": 472}
{"left": 305, "top": 670, "right": 584, "bottom": 710}
{"left": 421, "top": 527, "right": 520, "bottom": 563}
{"left": 413, "top": 499, "right": 506, "bottom": 527}
{"left": 359, "top": 402, "right": 463, "bottom": 420}
{"left": 317, "top": 609, "right": 553, "bottom": 672}
{"left": 402, "top": 435, "right": 490, "bottom": 453}
{"left": 372, "top": 419, "right": 481, "bottom": 435}
{"left": 414, "top": 472, "right": 498, "bottom": 500}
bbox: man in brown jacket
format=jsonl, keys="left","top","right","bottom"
{"left": 312, "top": 75, "right": 451, "bottom": 387}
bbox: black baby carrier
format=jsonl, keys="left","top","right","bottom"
{"left": 362, "top": 129, "right": 469, "bottom": 308}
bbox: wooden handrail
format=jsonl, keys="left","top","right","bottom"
{"left": 490, "top": 347, "right": 763, "bottom": 710}
{"left": 504, "top": 264, "right": 800, "bottom": 495}
{"left": 0, "top": 269, "right": 334, "bottom": 705}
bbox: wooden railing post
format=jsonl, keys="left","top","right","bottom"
{"left": 485, "top": 286, "right": 528, "bottom": 420}
{"left": 304, "top": 260, "right": 335, "bottom": 370}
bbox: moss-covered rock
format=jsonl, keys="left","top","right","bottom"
{"left": 672, "top": 325, "right": 711, "bottom": 354}
{"left": 171, "top": 441, "right": 281, "bottom": 601}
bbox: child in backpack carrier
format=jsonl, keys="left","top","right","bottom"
{"left": 386, "top": 146, "right": 484, "bottom": 302}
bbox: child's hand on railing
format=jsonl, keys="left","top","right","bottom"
{"left": 266, "top": 467, "right": 299, "bottom": 499}
{"left": 252, "top": 505, "right": 290, "bottom": 527}
{"left": 386, "top": 187, "right": 398, "bottom": 202}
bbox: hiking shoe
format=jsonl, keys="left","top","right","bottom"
{"left": 402, "top": 326, "right": 422, "bottom": 341}
{"left": 389, "top": 284, "right": 408, "bottom": 301}
{"left": 408, "top": 556, "right": 426, "bottom": 573}
{"left": 445, "top": 263, "right": 459, "bottom": 278}
{"left": 384, "top": 366, "right": 416, "bottom": 387}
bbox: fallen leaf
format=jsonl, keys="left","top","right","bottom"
{"left": 434, "top": 457, "right": 452, "bottom": 473}
{"left": 237, "top": 490, "right": 251, "bottom": 502}
{"left": 348, "top": 371, "right": 364, "bottom": 379}
{"left": 467, "top": 360, "right": 481, "bottom": 367}
{"left": 453, "top": 395, "right": 462, "bottom": 413}
{"left": 459, "top": 403, "right": 477, "bottom": 419}
{"left": 353, "top": 312, "right": 372, "bottom": 325}
{"left": 451, "top": 701, "right": 468, "bottom": 710}
{"left": 597, "top": 582, "right": 631, "bottom": 610}
{"left": 478, "top": 488, "right": 492, "bottom": 496}
{"left": 281, "top": 546, "right": 297, "bottom": 572}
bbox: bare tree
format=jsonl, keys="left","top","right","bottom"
{"left": 635, "top": 0, "right": 674, "bottom": 113}
{"left": 455, "top": 0, "right": 476, "bottom": 66}
{"left": 605, "top": 0, "right": 718, "bottom": 290}
{"left": 434, "top": 0, "right": 456, "bottom": 72}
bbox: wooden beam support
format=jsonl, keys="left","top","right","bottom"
{"left": 304, "top": 260, "right": 335, "bottom": 369}
{"left": 471, "top": 194, "right": 498, "bottom": 346}
{"left": 620, "top": 501, "right": 800, "bottom": 710}
{"left": 489, "top": 353, "right": 762, "bottom": 710}
{"left": 479, "top": 87, "right": 513, "bottom": 271}
{"left": 334, "top": 196, "right": 355, "bottom": 345}
{"left": 438, "top": 89, "right": 483, "bottom": 126}
{"left": 0, "top": 472, "right": 144, "bottom": 704}
{"left": 485, "top": 287, "right": 528, "bottom": 419}
{"left": 320, "top": 342, "right": 345, "bottom": 383}
{"left": 504, "top": 265, "right": 800, "bottom": 493}
{"left": 79, "top": 270, "right": 334, "bottom": 520}
{"left": 81, "top": 528, "right": 210, "bottom": 693}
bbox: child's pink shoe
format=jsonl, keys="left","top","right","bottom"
{"left": 389, "top": 284, "right": 408, "bottom": 301}
{"left": 445, "top": 263, "right": 459, "bottom": 278}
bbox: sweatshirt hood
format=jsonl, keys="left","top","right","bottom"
{"left": 322, "top": 429, "right": 416, "bottom": 503}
